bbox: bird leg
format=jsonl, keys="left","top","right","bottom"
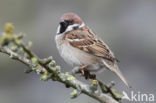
{"left": 80, "top": 65, "right": 88, "bottom": 76}
{"left": 80, "top": 65, "right": 96, "bottom": 80}
{"left": 71, "top": 65, "right": 96, "bottom": 80}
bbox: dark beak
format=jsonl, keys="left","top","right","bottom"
{"left": 58, "top": 21, "right": 68, "bottom": 34}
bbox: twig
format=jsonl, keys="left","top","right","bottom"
{"left": 0, "top": 23, "right": 122, "bottom": 103}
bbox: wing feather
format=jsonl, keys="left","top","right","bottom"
{"left": 65, "top": 27, "right": 118, "bottom": 64}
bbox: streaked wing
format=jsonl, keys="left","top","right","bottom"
{"left": 65, "top": 27, "right": 117, "bottom": 64}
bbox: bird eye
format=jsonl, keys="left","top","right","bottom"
{"left": 65, "top": 20, "right": 74, "bottom": 25}
{"left": 58, "top": 20, "right": 75, "bottom": 34}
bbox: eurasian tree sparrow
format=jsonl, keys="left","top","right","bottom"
{"left": 55, "top": 13, "right": 131, "bottom": 88}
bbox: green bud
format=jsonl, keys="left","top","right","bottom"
{"left": 70, "top": 89, "right": 80, "bottom": 99}
{"left": 40, "top": 72, "right": 52, "bottom": 81}
{"left": 65, "top": 72, "right": 75, "bottom": 81}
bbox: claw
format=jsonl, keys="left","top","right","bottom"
{"left": 80, "top": 65, "right": 88, "bottom": 76}
{"left": 75, "top": 65, "right": 96, "bottom": 80}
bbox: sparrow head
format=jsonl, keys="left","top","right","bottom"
{"left": 57, "top": 12, "right": 85, "bottom": 34}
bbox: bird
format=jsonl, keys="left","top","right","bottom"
{"left": 55, "top": 12, "right": 131, "bottom": 88}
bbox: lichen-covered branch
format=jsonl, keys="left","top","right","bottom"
{"left": 0, "top": 23, "right": 122, "bottom": 103}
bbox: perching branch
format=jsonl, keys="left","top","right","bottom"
{"left": 0, "top": 23, "right": 123, "bottom": 103}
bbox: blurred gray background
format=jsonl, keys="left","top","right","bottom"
{"left": 0, "top": 0, "right": 156, "bottom": 103}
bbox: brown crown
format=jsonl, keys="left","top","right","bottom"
{"left": 61, "top": 12, "right": 83, "bottom": 25}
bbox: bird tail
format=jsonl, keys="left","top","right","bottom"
{"left": 112, "top": 66, "right": 131, "bottom": 88}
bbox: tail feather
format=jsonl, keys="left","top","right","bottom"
{"left": 102, "top": 60, "right": 131, "bottom": 88}
{"left": 113, "top": 66, "right": 131, "bottom": 88}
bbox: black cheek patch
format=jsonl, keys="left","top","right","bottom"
{"left": 73, "top": 26, "right": 79, "bottom": 30}
{"left": 59, "top": 22, "right": 68, "bottom": 34}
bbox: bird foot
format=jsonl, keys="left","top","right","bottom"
{"left": 80, "top": 65, "right": 88, "bottom": 76}
{"left": 71, "top": 65, "right": 96, "bottom": 80}
{"left": 80, "top": 65, "right": 96, "bottom": 80}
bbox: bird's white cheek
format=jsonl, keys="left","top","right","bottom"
{"left": 56, "top": 25, "right": 61, "bottom": 34}
{"left": 55, "top": 34, "right": 63, "bottom": 48}
{"left": 65, "top": 24, "right": 79, "bottom": 33}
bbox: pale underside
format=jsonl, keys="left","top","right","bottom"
{"left": 55, "top": 26, "right": 118, "bottom": 72}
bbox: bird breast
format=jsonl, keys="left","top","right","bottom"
{"left": 55, "top": 34, "right": 100, "bottom": 67}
